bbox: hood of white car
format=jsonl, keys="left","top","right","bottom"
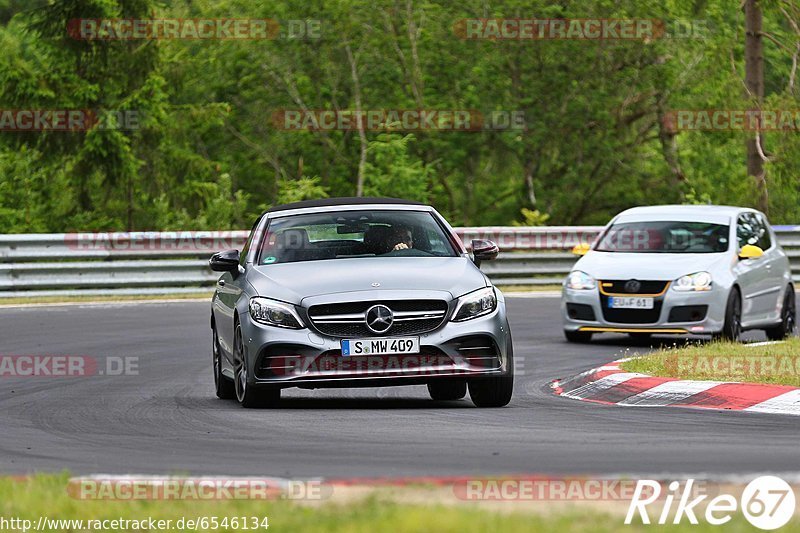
{"left": 574, "top": 251, "right": 729, "bottom": 281}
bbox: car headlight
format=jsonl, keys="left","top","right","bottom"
{"left": 452, "top": 287, "right": 497, "bottom": 322}
{"left": 249, "top": 297, "right": 305, "bottom": 329}
{"left": 672, "top": 271, "right": 713, "bottom": 292}
{"left": 565, "top": 270, "right": 597, "bottom": 290}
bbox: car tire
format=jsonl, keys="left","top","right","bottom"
{"left": 212, "top": 324, "right": 235, "bottom": 400}
{"left": 427, "top": 380, "right": 467, "bottom": 401}
{"left": 765, "top": 286, "right": 796, "bottom": 341}
{"left": 233, "top": 322, "right": 280, "bottom": 408}
{"left": 468, "top": 346, "right": 513, "bottom": 408}
{"left": 564, "top": 330, "right": 593, "bottom": 343}
{"left": 469, "top": 375, "right": 513, "bottom": 407}
{"left": 715, "top": 288, "right": 742, "bottom": 342}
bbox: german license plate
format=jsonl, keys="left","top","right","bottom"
{"left": 608, "top": 297, "right": 654, "bottom": 309}
{"left": 341, "top": 337, "right": 420, "bottom": 356}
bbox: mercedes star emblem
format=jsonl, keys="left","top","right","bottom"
{"left": 365, "top": 304, "right": 393, "bottom": 334}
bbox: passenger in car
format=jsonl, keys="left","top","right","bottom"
{"left": 363, "top": 225, "right": 394, "bottom": 254}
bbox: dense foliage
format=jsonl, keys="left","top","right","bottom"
{"left": 0, "top": 0, "right": 799, "bottom": 232}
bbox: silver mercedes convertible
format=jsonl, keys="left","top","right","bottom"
{"left": 210, "top": 197, "right": 514, "bottom": 408}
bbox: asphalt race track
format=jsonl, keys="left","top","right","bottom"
{"left": 1, "top": 296, "right": 798, "bottom": 478}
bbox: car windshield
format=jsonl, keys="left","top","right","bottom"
{"left": 595, "top": 221, "right": 730, "bottom": 253}
{"left": 256, "top": 210, "right": 459, "bottom": 265}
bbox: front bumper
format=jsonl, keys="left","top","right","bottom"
{"left": 239, "top": 299, "right": 513, "bottom": 388}
{"left": 561, "top": 284, "right": 728, "bottom": 335}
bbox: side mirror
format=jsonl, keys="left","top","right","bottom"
{"left": 572, "top": 243, "right": 591, "bottom": 256}
{"left": 738, "top": 244, "right": 764, "bottom": 260}
{"left": 471, "top": 239, "right": 499, "bottom": 267}
{"left": 210, "top": 249, "right": 241, "bottom": 273}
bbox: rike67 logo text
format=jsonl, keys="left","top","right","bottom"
{"left": 626, "top": 476, "right": 795, "bottom": 530}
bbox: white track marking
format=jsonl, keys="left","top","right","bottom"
{"left": 619, "top": 380, "right": 720, "bottom": 407}
{"left": 744, "top": 341, "right": 786, "bottom": 348}
{"left": 744, "top": 389, "right": 800, "bottom": 415}
{"left": 561, "top": 372, "right": 647, "bottom": 399}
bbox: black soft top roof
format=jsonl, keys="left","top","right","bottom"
{"left": 265, "top": 197, "right": 426, "bottom": 214}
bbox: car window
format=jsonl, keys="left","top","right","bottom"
{"left": 595, "top": 221, "right": 729, "bottom": 253}
{"left": 737, "top": 213, "right": 771, "bottom": 250}
{"left": 426, "top": 227, "right": 450, "bottom": 255}
{"left": 755, "top": 214, "right": 772, "bottom": 250}
{"left": 256, "top": 210, "right": 458, "bottom": 265}
{"left": 239, "top": 216, "right": 262, "bottom": 265}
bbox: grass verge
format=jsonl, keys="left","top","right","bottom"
{"left": 498, "top": 284, "right": 562, "bottom": 293}
{"left": 621, "top": 337, "right": 800, "bottom": 387}
{"left": 1, "top": 474, "right": 799, "bottom": 532}
{"left": 0, "top": 292, "right": 214, "bottom": 306}
{"left": 0, "top": 285, "right": 561, "bottom": 306}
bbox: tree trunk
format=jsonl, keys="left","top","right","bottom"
{"left": 346, "top": 44, "right": 367, "bottom": 197}
{"left": 744, "top": 0, "right": 769, "bottom": 213}
{"left": 656, "top": 94, "right": 685, "bottom": 198}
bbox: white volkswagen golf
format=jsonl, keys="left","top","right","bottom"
{"left": 561, "top": 205, "right": 795, "bottom": 342}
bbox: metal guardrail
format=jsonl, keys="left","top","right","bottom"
{"left": 0, "top": 226, "right": 799, "bottom": 297}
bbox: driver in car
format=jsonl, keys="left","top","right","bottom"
{"left": 390, "top": 225, "right": 414, "bottom": 251}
